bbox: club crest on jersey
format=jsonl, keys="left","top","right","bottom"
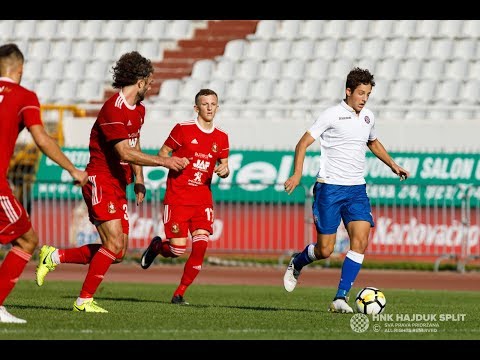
{"left": 107, "top": 201, "right": 116, "bottom": 214}
{"left": 171, "top": 223, "right": 180, "bottom": 234}
{"left": 364, "top": 116, "right": 370, "bottom": 124}
{"left": 212, "top": 142, "right": 218, "bottom": 152}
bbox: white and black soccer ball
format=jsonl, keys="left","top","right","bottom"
{"left": 355, "top": 286, "right": 386, "bottom": 315}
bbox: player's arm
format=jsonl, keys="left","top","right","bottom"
{"left": 114, "top": 139, "right": 187, "bottom": 171}
{"left": 29, "top": 124, "right": 88, "bottom": 186}
{"left": 284, "top": 131, "right": 315, "bottom": 194}
{"left": 367, "top": 138, "right": 410, "bottom": 180}
{"left": 157, "top": 144, "right": 173, "bottom": 158}
{"left": 132, "top": 139, "right": 146, "bottom": 205}
{"left": 214, "top": 157, "right": 230, "bottom": 178}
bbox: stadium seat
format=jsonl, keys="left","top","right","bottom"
{"left": 76, "top": 80, "right": 104, "bottom": 103}
{"left": 244, "top": 39, "right": 269, "bottom": 60}
{"left": 336, "top": 38, "right": 362, "bottom": 60}
{"left": 277, "top": 20, "right": 302, "bottom": 40}
{"left": 360, "top": 38, "right": 385, "bottom": 60}
{"left": 368, "top": 20, "right": 394, "bottom": 39}
{"left": 164, "top": 20, "right": 192, "bottom": 40}
{"left": 258, "top": 59, "right": 283, "bottom": 80}
{"left": 461, "top": 20, "right": 480, "bottom": 38}
{"left": 114, "top": 39, "right": 138, "bottom": 59}
{"left": 383, "top": 37, "right": 408, "bottom": 59}
{"left": 269, "top": 40, "right": 292, "bottom": 60}
{"left": 178, "top": 78, "right": 204, "bottom": 104}
{"left": 437, "top": 20, "right": 463, "bottom": 39}
{"left": 322, "top": 20, "right": 347, "bottom": 39}
{"left": 421, "top": 59, "right": 444, "bottom": 80}
{"left": 155, "top": 79, "right": 182, "bottom": 104}
{"left": 137, "top": 39, "right": 161, "bottom": 60}
{"left": 313, "top": 38, "right": 338, "bottom": 60}
{"left": 429, "top": 38, "right": 454, "bottom": 61}
{"left": 63, "top": 59, "right": 86, "bottom": 81}
{"left": 42, "top": 59, "right": 65, "bottom": 81}
{"left": 33, "top": 79, "right": 56, "bottom": 104}
{"left": 100, "top": 20, "right": 124, "bottom": 40}
{"left": 388, "top": 78, "right": 413, "bottom": 104}
{"left": 84, "top": 59, "right": 109, "bottom": 80}
{"left": 247, "top": 20, "right": 279, "bottom": 40}
{"left": 222, "top": 39, "right": 247, "bottom": 61}
{"left": 415, "top": 20, "right": 439, "bottom": 38}
{"left": 345, "top": 20, "right": 370, "bottom": 38}
{"left": 212, "top": 59, "right": 236, "bottom": 80}
{"left": 78, "top": 20, "right": 103, "bottom": 39}
{"left": 271, "top": 78, "right": 297, "bottom": 103}
{"left": 458, "top": 79, "right": 480, "bottom": 105}
{"left": 406, "top": 38, "right": 431, "bottom": 59}
{"left": 93, "top": 40, "right": 116, "bottom": 61}
{"left": 236, "top": 59, "right": 260, "bottom": 80}
{"left": 398, "top": 58, "right": 422, "bottom": 81}
{"left": 282, "top": 59, "right": 306, "bottom": 80}
{"left": 14, "top": 20, "right": 37, "bottom": 40}
{"left": 329, "top": 58, "right": 355, "bottom": 79}
{"left": 49, "top": 39, "right": 72, "bottom": 61}
{"left": 70, "top": 39, "right": 94, "bottom": 60}
{"left": 392, "top": 20, "right": 417, "bottom": 38}
{"left": 300, "top": 20, "right": 324, "bottom": 39}
{"left": 205, "top": 79, "right": 227, "bottom": 98}
{"left": 54, "top": 20, "right": 81, "bottom": 40}
{"left": 142, "top": 20, "right": 168, "bottom": 40}
{"left": 451, "top": 39, "right": 476, "bottom": 61}
{"left": 191, "top": 59, "right": 215, "bottom": 81}
{"left": 34, "top": 20, "right": 59, "bottom": 40}
{"left": 224, "top": 79, "right": 250, "bottom": 104}
{"left": 0, "top": 20, "right": 15, "bottom": 40}
{"left": 55, "top": 79, "right": 78, "bottom": 104}
{"left": 304, "top": 58, "right": 329, "bottom": 80}
{"left": 444, "top": 58, "right": 469, "bottom": 80}
{"left": 434, "top": 79, "right": 461, "bottom": 105}
{"left": 410, "top": 79, "right": 436, "bottom": 105}
{"left": 121, "top": 20, "right": 145, "bottom": 40}
{"left": 289, "top": 39, "right": 315, "bottom": 60}
{"left": 28, "top": 39, "right": 50, "bottom": 60}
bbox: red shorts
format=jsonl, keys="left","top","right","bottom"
{"left": 163, "top": 204, "right": 214, "bottom": 238}
{"left": 82, "top": 174, "right": 129, "bottom": 234}
{"left": 0, "top": 189, "right": 31, "bottom": 244}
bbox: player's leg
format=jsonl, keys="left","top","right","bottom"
{"left": 284, "top": 182, "right": 341, "bottom": 292}
{"left": 141, "top": 204, "right": 189, "bottom": 269}
{"left": 73, "top": 218, "right": 126, "bottom": 313}
{"left": 329, "top": 184, "right": 373, "bottom": 313}
{"left": 0, "top": 192, "right": 36, "bottom": 323}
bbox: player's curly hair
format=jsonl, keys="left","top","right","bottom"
{"left": 195, "top": 88, "right": 218, "bottom": 106}
{"left": 111, "top": 51, "right": 154, "bottom": 89}
{"left": 346, "top": 67, "right": 375, "bottom": 92}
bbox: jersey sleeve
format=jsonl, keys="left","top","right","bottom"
{"left": 368, "top": 115, "right": 377, "bottom": 141}
{"left": 164, "top": 123, "right": 183, "bottom": 150}
{"left": 219, "top": 133, "right": 229, "bottom": 159}
{"left": 99, "top": 104, "right": 129, "bottom": 142}
{"left": 307, "top": 110, "right": 332, "bottom": 140}
{"left": 22, "top": 90, "right": 43, "bottom": 129}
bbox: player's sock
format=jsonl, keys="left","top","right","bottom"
{"left": 57, "top": 244, "right": 101, "bottom": 264}
{"left": 78, "top": 246, "right": 116, "bottom": 298}
{"left": 173, "top": 234, "right": 208, "bottom": 297}
{"left": 293, "top": 243, "right": 318, "bottom": 270}
{"left": 160, "top": 241, "right": 185, "bottom": 258}
{"left": 0, "top": 247, "right": 31, "bottom": 305}
{"left": 335, "top": 250, "right": 364, "bottom": 299}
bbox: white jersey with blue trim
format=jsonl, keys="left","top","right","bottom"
{"left": 307, "top": 101, "right": 377, "bottom": 185}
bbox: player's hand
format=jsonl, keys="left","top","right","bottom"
{"left": 214, "top": 164, "right": 229, "bottom": 178}
{"left": 392, "top": 164, "right": 410, "bottom": 181}
{"left": 284, "top": 174, "right": 301, "bottom": 195}
{"left": 71, "top": 169, "right": 88, "bottom": 187}
{"left": 134, "top": 183, "right": 146, "bottom": 206}
{"left": 164, "top": 156, "right": 189, "bottom": 171}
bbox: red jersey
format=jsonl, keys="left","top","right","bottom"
{"left": 0, "top": 77, "right": 42, "bottom": 189}
{"left": 85, "top": 91, "right": 145, "bottom": 188}
{"left": 163, "top": 119, "right": 229, "bottom": 206}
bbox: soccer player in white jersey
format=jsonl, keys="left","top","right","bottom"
{"left": 283, "top": 67, "right": 409, "bottom": 313}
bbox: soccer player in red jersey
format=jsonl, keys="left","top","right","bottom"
{"left": 0, "top": 43, "right": 88, "bottom": 323}
{"left": 140, "top": 88, "right": 230, "bottom": 305}
{"left": 35, "top": 51, "right": 189, "bottom": 313}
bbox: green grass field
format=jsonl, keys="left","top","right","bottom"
{"left": 1, "top": 280, "right": 479, "bottom": 340}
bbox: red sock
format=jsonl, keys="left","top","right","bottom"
{"left": 58, "top": 244, "right": 101, "bottom": 264}
{"left": 0, "top": 247, "right": 31, "bottom": 305}
{"left": 79, "top": 246, "right": 116, "bottom": 298}
{"left": 173, "top": 234, "right": 208, "bottom": 297}
{"left": 160, "top": 241, "right": 185, "bottom": 258}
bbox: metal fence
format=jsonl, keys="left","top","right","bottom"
{"left": 3, "top": 181, "right": 480, "bottom": 271}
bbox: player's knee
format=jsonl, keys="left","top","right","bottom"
{"left": 316, "top": 244, "right": 334, "bottom": 259}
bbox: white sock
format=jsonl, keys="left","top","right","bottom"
{"left": 51, "top": 250, "right": 61, "bottom": 264}
{"left": 76, "top": 297, "right": 92, "bottom": 306}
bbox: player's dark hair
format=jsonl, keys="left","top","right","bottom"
{"left": 346, "top": 67, "right": 375, "bottom": 92}
{"left": 195, "top": 88, "right": 218, "bottom": 105}
{"left": 111, "top": 51, "right": 153, "bottom": 89}
{"left": 0, "top": 43, "right": 24, "bottom": 62}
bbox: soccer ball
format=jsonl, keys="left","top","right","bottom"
{"left": 355, "top": 287, "right": 386, "bottom": 315}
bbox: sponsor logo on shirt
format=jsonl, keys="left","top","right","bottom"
{"left": 108, "top": 201, "right": 116, "bottom": 214}
{"left": 191, "top": 138, "right": 199, "bottom": 144}
{"left": 364, "top": 116, "right": 370, "bottom": 124}
{"left": 339, "top": 116, "right": 351, "bottom": 120}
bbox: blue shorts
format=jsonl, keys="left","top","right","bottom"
{"left": 312, "top": 182, "right": 374, "bottom": 234}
